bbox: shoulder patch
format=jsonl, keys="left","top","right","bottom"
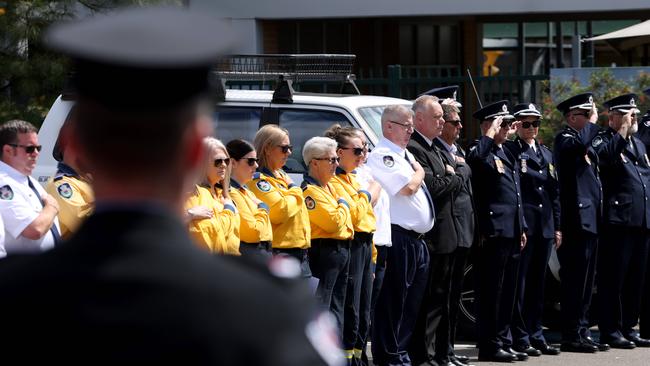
{"left": 382, "top": 155, "right": 395, "bottom": 167}
{"left": 57, "top": 182, "right": 73, "bottom": 199}
{"left": 256, "top": 180, "right": 272, "bottom": 192}
{"left": 0, "top": 185, "right": 13, "bottom": 200}
{"left": 644, "top": 119, "right": 650, "bottom": 127}
{"left": 305, "top": 195, "right": 316, "bottom": 210}
{"left": 591, "top": 136, "right": 603, "bottom": 148}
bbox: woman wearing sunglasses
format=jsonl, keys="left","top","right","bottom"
{"left": 249, "top": 125, "right": 312, "bottom": 277}
{"left": 302, "top": 136, "right": 354, "bottom": 338}
{"left": 226, "top": 139, "right": 273, "bottom": 259}
{"left": 184, "top": 137, "right": 240, "bottom": 255}
{"left": 324, "top": 124, "right": 381, "bottom": 359}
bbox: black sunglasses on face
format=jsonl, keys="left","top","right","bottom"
{"left": 214, "top": 158, "right": 230, "bottom": 166}
{"left": 8, "top": 144, "right": 42, "bottom": 154}
{"left": 278, "top": 145, "right": 293, "bottom": 153}
{"left": 340, "top": 147, "right": 365, "bottom": 156}
{"left": 521, "top": 120, "right": 541, "bottom": 129}
{"left": 314, "top": 157, "right": 340, "bottom": 164}
{"left": 240, "top": 157, "right": 258, "bottom": 167}
{"left": 446, "top": 119, "right": 462, "bottom": 126}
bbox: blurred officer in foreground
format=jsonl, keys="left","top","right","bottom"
{"left": 45, "top": 109, "right": 94, "bottom": 239}
{"left": 504, "top": 103, "right": 561, "bottom": 357}
{"left": 368, "top": 105, "right": 434, "bottom": 366}
{"left": 0, "top": 8, "right": 338, "bottom": 366}
{"left": 553, "top": 93, "right": 606, "bottom": 353}
{"left": 593, "top": 94, "right": 650, "bottom": 349}
{"left": 467, "top": 101, "right": 527, "bottom": 363}
{"left": 0, "top": 120, "right": 61, "bottom": 256}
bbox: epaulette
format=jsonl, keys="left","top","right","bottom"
{"left": 300, "top": 180, "right": 309, "bottom": 190}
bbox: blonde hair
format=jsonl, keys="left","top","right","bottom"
{"left": 201, "top": 137, "right": 231, "bottom": 198}
{"left": 254, "top": 124, "right": 289, "bottom": 169}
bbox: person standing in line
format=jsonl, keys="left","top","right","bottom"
{"left": 503, "top": 103, "right": 561, "bottom": 357}
{"left": 0, "top": 119, "right": 61, "bottom": 257}
{"left": 367, "top": 105, "right": 434, "bottom": 366}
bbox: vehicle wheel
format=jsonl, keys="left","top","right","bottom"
{"left": 456, "top": 264, "right": 477, "bottom": 341}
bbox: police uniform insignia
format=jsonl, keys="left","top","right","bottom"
{"left": 549, "top": 163, "right": 557, "bottom": 179}
{"left": 453, "top": 90, "right": 457, "bottom": 100}
{"left": 621, "top": 153, "right": 628, "bottom": 163}
{"left": 631, "top": 98, "right": 636, "bottom": 106}
{"left": 57, "top": 182, "right": 73, "bottom": 199}
{"left": 588, "top": 95, "right": 594, "bottom": 104}
{"left": 520, "top": 159, "right": 527, "bottom": 173}
{"left": 305, "top": 196, "right": 316, "bottom": 210}
{"left": 0, "top": 185, "right": 13, "bottom": 200}
{"left": 645, "top": 120, "right": 650, "bottom": 127}
{"left": 494, "top": 156, "right": 505, "bottom": 174}
{"left": 592, "top": 136, "right": 603, "bottom": 148}
{"left": 256, "top": 180, "right": 272, "bottom": 192}
{"left": 502, "top": 104, "right": 508, "bottom": 112}
{"left": 383, "top": 155, "right": 395, "bottom": 168}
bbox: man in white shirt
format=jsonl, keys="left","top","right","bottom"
{"left": 0, "top": 120, "right": 60, "bottom": 257}
{"left": 367, "top": 104, "right": 434, "bottom": 366}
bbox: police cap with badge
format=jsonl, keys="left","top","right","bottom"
{"left": 472, "top": 100, "right": 513, "bottom": 122}
{"left": 603, "top": 93, "right": 639, "bottom": 114}
{"left": 556, "top": 92, "right": 594, "bottom": 115}
{"left": 420, "top": 85, "right": 462, "bottom": 107}
{"left": 45, "top": 7, "right": 234, "bottom": 110}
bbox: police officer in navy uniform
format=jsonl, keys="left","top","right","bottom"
{"left": 592, "top": 93, "right": 650, "bottom": 349}
{"left": 503, "top": 103, "right": 561, "bottom": 357}
{"left": 637, "top": 87, "right": 650, "bottom": 341}
{"left": 553, "top": 93, "right": 607, "bottom": 353}
{"left": 467, "top": 101, "right": 527, "bottom": 363}
{"left": 0, "top": 8, "right": 337, "bottom": 365}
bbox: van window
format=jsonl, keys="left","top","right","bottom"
{"left": 214, "top": 107, "right": 262, "bottom": 143}
{"left": 278, "top": 109, "right": 352, "bottom": 173}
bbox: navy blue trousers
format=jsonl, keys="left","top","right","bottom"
{"left": 343, "top": 232, "right": 373, "bottom": 358}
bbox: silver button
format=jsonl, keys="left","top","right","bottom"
{"left": 579, "top": 203, "right": 583, "bottom": 207}
{"left": 518, "top": 204, "right": 521, "bottom": 207}
{"left": 517, "top": 193, "right": 520, "bottom": 196}
{"left": 538, "top": 186, "right": 543, "bottom": 191}
{"left": 538, "top": 204, "right": 543, "bottom": 208}
{"left": 539, "top": 170, "right": 544, "bottom": 174}
{"left": 614, "top": 201, "right": 619, "bottom": 205}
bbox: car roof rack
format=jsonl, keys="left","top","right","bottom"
{"left": 214, "top": 54, "right": 361, "bottom": 103}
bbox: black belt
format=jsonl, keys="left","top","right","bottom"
{"left": 311, "top": 238, "right": 351, "bottom": 249}
{"left": 391, "top": 224, "right": 426, "bottom": 241}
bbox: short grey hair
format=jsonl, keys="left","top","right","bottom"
{"left": 381, "top": 104, "right": 414, "bottom": 126}
{"left": 412, "top": 95, "right": 439, "bottom": 114}
{"left": 303, "top": 136, "right": 337, "bottom": 166}
{"left": 442, "top": 103, "right": 460, "bottom": 121}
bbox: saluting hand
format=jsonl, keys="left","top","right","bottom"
{"left": 486, "top": 116, "right": 502, "bottom": 138}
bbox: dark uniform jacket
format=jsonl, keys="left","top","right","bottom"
{"left": 467, "top": 135, "right": 526, "bottom": 239}
{"left": 504, "top": 138, "right": 561, "bottom": 239}
{"left": 433, "top": 139, "right": 477, "bottom": 248}
{"left": 592, "top": 127, "right": 650, "bottom": 228}
{"left": 0, "top": 208, "right": 329, "bottom": 365}
{"left": 553, "top": 123, "right": 602, "bottom": 235}
{"left": 634, "top": 112, "right": 650, "bottom": 150}
{"left": 408, "top": 132, "right": 465, "bottom": 254}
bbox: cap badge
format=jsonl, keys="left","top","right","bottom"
{"left": 588, "top": 95, "right": 594, "bottom": 104}
{"left": 631, "top": 98, "right": 636, "bottom": 106}
{"left": 529, "top": 103, "right": 536, "bottom": 111}
{"left": 452, "top": 91, "right": 457, "bottom": 100}
{"left": 502, "top": 104, "right": 508, "bottom": 112}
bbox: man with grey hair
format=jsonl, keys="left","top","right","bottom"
{"left": 368, "top": 104, "right": 434, "bottom": 366}
{"left": 407, "top": 95, "right": 467, "bottom": 366}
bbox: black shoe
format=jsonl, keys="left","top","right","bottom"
{"left": 504, "top": 348, "right": 529, "bottom": 361}
{"left": 478, "top": 349, "right": 516, "bottom": 363}
{"left": 513, "top": 345, "right": 542, "bottom": 357}
{"left": 560, "top": 341, "right": 598, "bottom": 353}
{"left": 530, "top": 342, "right": 561, "bottom": 355}
{"left": 449, "top": 357, "right": 473, "bottom": 366}
{"left": 601, "top": 337, "right": 636, "bottom": 349}
{"left": 452, "top": 354, "right": 470, "bottom": 364}
{"left": 584, "top": 337, "right": 610, "bottom": 351}
{"left": 625, "top": 334, "right": 650, "bottom": 347}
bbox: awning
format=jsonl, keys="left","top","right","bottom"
{"left": 584, "top": 20, "right": 650, "bottom": 51}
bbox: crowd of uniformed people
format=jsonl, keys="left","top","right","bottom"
{"left": 1, "top": 8, "right": 650, "bottom": 366}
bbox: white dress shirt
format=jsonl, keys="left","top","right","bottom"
{"left": 355, "top": 164, "right": 392, "bottom": 247}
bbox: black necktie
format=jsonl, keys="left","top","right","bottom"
{"left": 27, "top": 179, "right": 61, "bottom": 245}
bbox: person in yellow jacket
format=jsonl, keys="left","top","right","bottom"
{"left": 226, "top": 138, "right": 273, "bottom": 259}
{"left": 45, "top": 114, "right": 94, "bottom": 239}
{"left": 325, "top": 125, "right": 382, "bottom": 362}
{"left": 249, "top": 125, "right": 311, "bottom": 277}
{"left": 302, "top": 136, "right": 354, "bottom": 339}
{"left": 185, "top": 137, "right": 240, "bottom": 255}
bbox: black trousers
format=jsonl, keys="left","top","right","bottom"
{"left": 272, "top": 247, "right": 312, "bottom": 278}
{"left": 309, "top": 239, "right": 351, "bottom": 338}
{"left": 359, "top": 245, "right": 389, "bottom": 366}
{"left": 475, "top": 236, "right": 520, "bottom": 354}
{"left": 510, "top": 235, "right": 554, "bottom": 347}
{"left": 239, "top": 241, "right": 272, "bottom": 261}
{"left": 448, "top": 247, "right": 470, "bottom": 357}
{"left": 371, "top": 228, "right": 429, "bottom": 366}
{"left": 597, "top": 225, "right": 650, "bottom": 340}
{"left": 557, "top": 229, "right": 598, "bottom": 342}
{"left": 408, "top": 251, "right": 455, "bottom": 365}
{"left": 342, "top": 232, "right": 373, "bottom": 355}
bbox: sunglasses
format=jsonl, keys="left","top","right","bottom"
{"left": 340, "top": 147, "right": 365, "bottom": 156}
{"left": 278, "top": 144, "right": 293, "bottom": 153}
{"left": 446, "top": 119, "right": 462, "bottom": 126}
{"left": 314, "top": 157, "right": 340, "bottom": 164}
{"left": 240, "top": 157, "right": 258, "bottom": 167}
{"left": 214, "top": 158, "right": 231, "bottom": 166}
{"left": 521, "top": 120, "right": 541, "bottom": 129}
{"left": 8, "top": 144, "right": 42, "bottom": 154}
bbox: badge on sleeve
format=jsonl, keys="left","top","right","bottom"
{"left": 256, "top": 180, "right": 272, "bottom": 192}
{"left": 382, "top": 155, "right": 394, "bottom": 168}
{"left": 0, "top": 185, "right": 13, "bottom": 200}
{"left": 591, "top": 136, "right": 603, "bottom": 148}
{"left": 57, "top": 183, "right": 73, "bottom": 199}
{"left": 305, "top": 196, "right": 316, "bottom": 210}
